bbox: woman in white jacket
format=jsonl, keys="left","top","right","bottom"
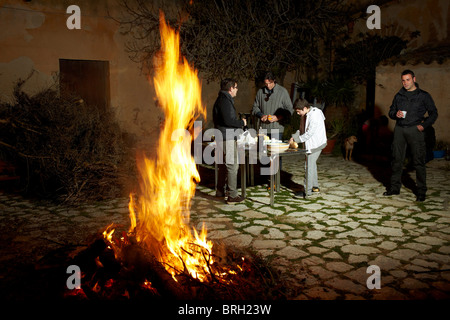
{"left": 289, "top": 99, "right": 327, "bottom": 197}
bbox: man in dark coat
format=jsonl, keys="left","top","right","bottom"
{"left": 383, "top": 69, "right": 438, "bottom": 202}
{"left": 213, "top": 78, "right": 246, "bottom": 204}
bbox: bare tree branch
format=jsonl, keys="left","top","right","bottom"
{"left": 117, "top": 0, "right": 352, "bottom": 81}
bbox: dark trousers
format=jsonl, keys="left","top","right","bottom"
{"left": 390, "top": 125, "right": 427, "bottom": 195}
{"left": 216, "top": 139, "right": 239, "bottom": 198}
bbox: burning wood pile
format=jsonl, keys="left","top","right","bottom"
{"left": 63, "top": 224, "right": 285, "bottom": 300}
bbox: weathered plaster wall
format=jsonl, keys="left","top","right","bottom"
{"left": 376, "top": 62, "right": 450, "bottom": 143}
{"left": 0, "top": 0, "right": 272, "bottom": 151}
{"left": 0, "top": 0, "right": 158, "bottom": 150}
{"left": 351, "top": 0, "right": 450, "bottom": 143}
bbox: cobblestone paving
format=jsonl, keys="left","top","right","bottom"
{"left": 1, "top": 155, "right": 449, "bottom": 300}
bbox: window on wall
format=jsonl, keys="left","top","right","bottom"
{"left": 59, "top": 59, "right": 110, "bottom": 109}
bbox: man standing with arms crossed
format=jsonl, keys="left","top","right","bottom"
{"left": 383, "top": 69, "right": 438, "bottom": 202}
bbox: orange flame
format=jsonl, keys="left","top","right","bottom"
{"left": 130, "top": 12, "right": 210, "bottom": 281}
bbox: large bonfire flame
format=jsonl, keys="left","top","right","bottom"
{"left": 130, "top": 12, "right": 209, "bottom": 281}
{"left": 106, "top": 13, "right": 219, "bottom": 283}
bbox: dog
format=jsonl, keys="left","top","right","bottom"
{"left": 344, "top": 136, "right": 358, "bottom": 161}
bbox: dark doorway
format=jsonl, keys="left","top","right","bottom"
{"left": 59, "top": 59, "right": 110, "bottom": 109}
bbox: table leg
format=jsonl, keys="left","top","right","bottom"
{"left": 215, "top": 162, "right": 218, "bottom": 192}
{"left": 241, "top": 163, "right": 246, "bottom": 198}
{"left": 270, "top": 156, "right": 275, "bottom": 206}
{"left": 250, "top": 162, "right": 254, "bottom": 186}
{"left": 270, "top": 171, "right": 274, "bottom": 206}
{"left": 246, "top": 153, "right": 250, "bottom": 185}
{"left": 276, "top": 165, "right": 280, "bottom": 193}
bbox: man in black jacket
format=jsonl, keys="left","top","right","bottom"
{"left": 383, "top": 69, "right": 438, "bottom": 202}
{"left": 213, "top": 78, "right": 246, "bottom": 204}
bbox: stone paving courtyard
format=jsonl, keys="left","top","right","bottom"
{"left": 1, "top": 154, "right": 449, "bottom": 300}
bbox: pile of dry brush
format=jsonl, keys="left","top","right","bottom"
{"left": 0, "top": 80, "right": 137, "bottom": 202}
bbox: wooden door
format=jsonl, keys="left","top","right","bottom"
{"left": 59, "top": 59, "right": 110, "bottom": 109}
